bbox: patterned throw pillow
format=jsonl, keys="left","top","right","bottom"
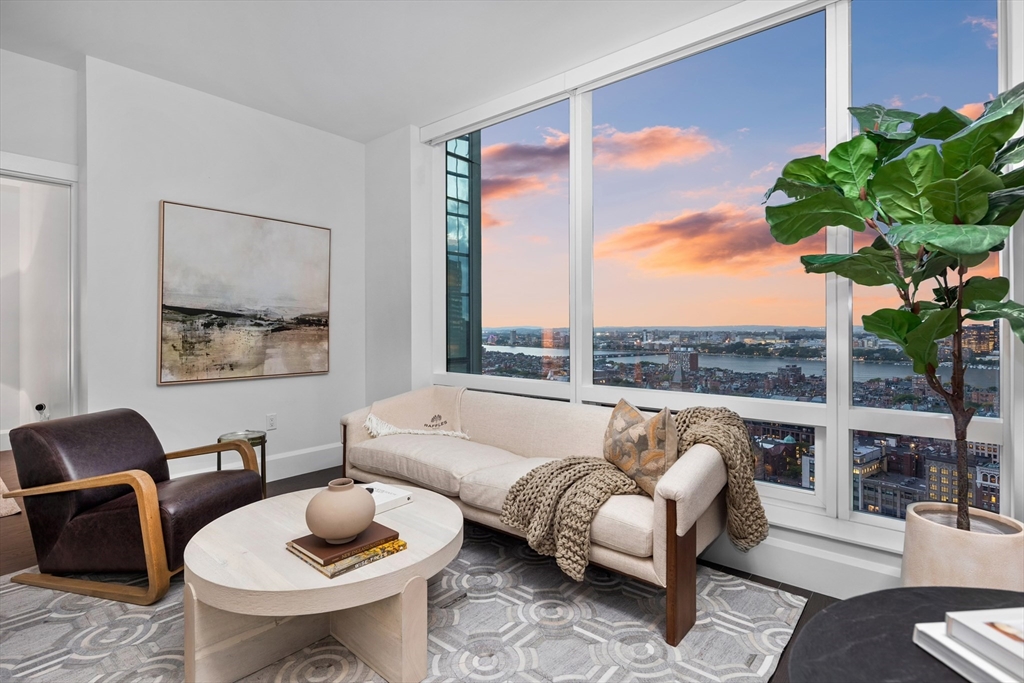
{"left": 603, "top": 399, "right": 678, "bottom": 497}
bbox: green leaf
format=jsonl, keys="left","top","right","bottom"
{"left": 982, "top": 187, "right": 1024, "bottom": 226}
{"left": 862, "top": 130, "right": 917, "bottom": 169}
{"left": 942, "top": 106, "right": 1024, "bottom": 178}
{"left": 912, "top": 107, "right": 971, "bottom": 140}
{"left": 999, "top": 166, "right": 1024, "bottom": 189}
{"left": 887, "top": 223, "right": 1010, "bottom": 256}
{"left": 962, "top": 276, "right": 1010, "bottom": 309}
{"left": 872, "top": 145, "right": 942, "bottom": 224}
{"left": 904, "top": 308, "right": 958, "bottom": 374}
{"left": 850, "top": 105, "right": 920, "bottom": 135}
{"left": 764, "top": 156, "right": 837, "bottom": 202}
{"left": 922, "top": 166, "right": 1004, "bottom": 224}
{"left": 962, "top": 83, "right": 1024, "bottom": 131}
{"left": 766, "top": 192, "right": 867, "bottom": 245}
{"left": 826, "top": 136, "right": 878, "bottom": 199}
{"left": 783, "top": 155, "right": 830, "bottom": 184}
{"left": 910, "top": 252, "right": 957, "bottom": 288}
{"left": 763, "top": 178, "right": 840, "bottom": 202}
{"left": 801, "top": 248, "right": 909, "bottom": 289}
{"left": 992, "top": 136, "right": 1024, "bottom": 170}
{"left": 967, "top": 300, "right": 1024, "bottom": 343}
{"left": 862, "top": 308, "right": 922, "bottom": 348}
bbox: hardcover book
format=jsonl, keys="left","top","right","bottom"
{"left": 914, "top": 621, "right": 1020, "bottom": 683}
{"left": 287, "top": 539, "right": 407, "bottom": 578}
{"left": 358, "top": 482, "right": 413, "bottom": 513}
{"left": 288, "top": 521, "right": 398, "bottom": 566}
{"left": 947, "top": 608, "right": 1024, "bottom": 679}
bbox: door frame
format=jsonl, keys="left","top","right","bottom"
{"left": 0, "top": 152, "right": 80, "bottom": 449}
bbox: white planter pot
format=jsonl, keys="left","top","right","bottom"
{"left": 901, "top": 501, "right": 1024, "bottom": 591}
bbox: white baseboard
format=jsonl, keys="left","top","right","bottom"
{"left": 700, "top": 524, "right": 902, "bottom": 599}
{"left": 166, "top": 441, "right": 343, "bottom": 483}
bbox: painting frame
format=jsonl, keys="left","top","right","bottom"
{"left": 157, "top": 200, "right": 331, "bottom": 386}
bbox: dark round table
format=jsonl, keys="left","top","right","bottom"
{"left": 788, "top": 587, "right": 1024, "bottom": 682}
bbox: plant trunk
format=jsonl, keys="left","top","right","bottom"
{"left": 954, "top": 420, "right": 970, "bottom": 532}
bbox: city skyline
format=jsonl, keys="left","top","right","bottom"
{"left": 477, "top": 0, "right": 998, "bottom": 330}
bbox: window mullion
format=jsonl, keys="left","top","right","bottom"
{"left": 570, "top": 91, "right": 594, "bottom": 404}
{"left": 827, "top": 0, "right": 853, "bottom": 521}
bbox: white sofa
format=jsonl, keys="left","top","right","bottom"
{"left": 340, "top": 387, "right": 728, "bottom": 644}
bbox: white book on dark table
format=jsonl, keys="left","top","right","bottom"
{"left": 947, "top": 608, "right": 1024, "bottom": 678}
{"left": 358, "top": 482, "right": 413, "bottom": 513}
{"left": 913, "top": 621, "right": 1022, "bottom": 683}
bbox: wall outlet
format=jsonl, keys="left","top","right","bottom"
{"left": 266, "top": 413, "right": 278, "bottom": 430}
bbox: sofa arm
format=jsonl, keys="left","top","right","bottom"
{"left": 655, "top": 443, "right": 727, "bottom": 537}
{"left": 340, "top": 406, "right": 372, "bottom": 451}
{"left": 652, "top": 443, "right": 727, "bottom": 587}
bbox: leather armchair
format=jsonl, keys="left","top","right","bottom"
{"left": 2, "top": 408, "right": 263, "bottom": 605}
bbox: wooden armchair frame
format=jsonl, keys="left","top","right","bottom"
{"left": 1, "top": 440, "right": 259, "bottom": 605}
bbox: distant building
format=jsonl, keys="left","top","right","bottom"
{"left": 860, "top": 473, "right": 928, "bottom": 519}
{"left": 962, "top": 322, "right": 998, "bottom": 354}
{"left": 689, "top": 352, "right": 699, "bottom": 371}
{"left": 802, "top": 453, "right": 815, "bottom": 489}
{"left": 852, "top": 445, "right": 883, "bottom": 510}
{"left": 926, "top": 451, "right": 980, "bottom": 506}
{"left": 973, "top": 461, "right": 1000, "bottom": 513}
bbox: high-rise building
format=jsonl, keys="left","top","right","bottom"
{"left": 852, "top": 445, "right": 883, "bottom": 510}
{"left": 962, "top": 322, "right": 998, "bottom": 355}
{"left": 689, "top": 352, "right": 699, "bottom": 371}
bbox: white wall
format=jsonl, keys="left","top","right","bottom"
{"left": 82, "top": 57, "right": 366, "bottom": 479}
{"left": 364, "top": 125, "right": 434, "bottom": 402}
{"left": 0, "top": 49, "right": 78, "bottom": 165}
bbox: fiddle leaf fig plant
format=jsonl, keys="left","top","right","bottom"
{"left": 764, "top": 82, "right": 1024, "bottom": 531}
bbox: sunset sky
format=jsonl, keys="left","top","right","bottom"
{"left": 478, "top": 0, "right": 998, "bottom": 329}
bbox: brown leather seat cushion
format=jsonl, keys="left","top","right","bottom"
{"left": 43, "top": 470, "right": 262, "bottom": 574}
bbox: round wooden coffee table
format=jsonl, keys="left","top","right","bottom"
{"left": 183, "top": 486, "right": 463, "bottom": 683}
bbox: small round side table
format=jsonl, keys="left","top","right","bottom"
{"left": 217, "top": 430, "right": 267, "bottom": 498}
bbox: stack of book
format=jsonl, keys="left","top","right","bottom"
{"left": 287, "top": 521, "right": 406, "bottom": 578}
{"left": 914, "top": 607, "right": 1024, "bottom": 683}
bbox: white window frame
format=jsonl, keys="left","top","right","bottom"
{"left": 427, "top": 0, "right": 1022, "bottom": 554}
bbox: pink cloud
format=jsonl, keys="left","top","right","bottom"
{"left": 964, "top": 16, "right": 998, "bottom": 48}
{"left": 788, "top": 142, "right": 826, "bottom": 157}
{"left": 749, "top": 162, "right": 778, "bottom": 179}
{"left": 594, "top": 203, "right": 825, "bottom": 277}
{"left": 481, "top": 175, "right": 548, "bottom": 202}
{"left": 958, "top": 102, "right": 985, "bottom": 120}
{"left": 593, "top": 125, "right": 717, "bottom": 170}
{"left": 482, "top": 132, "right": 569, "bottom": 176}
{"left": 676, "top": 183, "right": 766, "bottom": 201}
{"left": 886, "top": 95, "right": 904, "bottom": 108}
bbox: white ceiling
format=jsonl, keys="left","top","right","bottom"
{"left": 0, "top": 0, "right": 739, "bottom": 143}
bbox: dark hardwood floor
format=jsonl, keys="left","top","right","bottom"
{"left": 0, "top": 459, "right": 834, "bottom": 678}
{"left": 0, "top": 450, "right": 34, "bottom": 576}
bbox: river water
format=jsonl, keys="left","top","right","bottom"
{"left": 483, "top": 345, "right": 998, "bottom": 388}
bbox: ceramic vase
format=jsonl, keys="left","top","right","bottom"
{"left": 901, "top": 501, "right": 1024, "bottom": 591}
{"left": 305, "top": 478, "right": 375, "bottom": 544}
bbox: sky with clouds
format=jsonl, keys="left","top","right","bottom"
{"left": 477, "top": 0, "right": 998, "bottom": 329}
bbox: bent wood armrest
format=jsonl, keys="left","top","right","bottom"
{"left": 655, "top": 443, "right": 727, "bottom": 536}
{"left": 2, "top": 468, "right": 172, "bottom": 604}
{"left": 166, "top": 440, "right": 259, "bottom": 472}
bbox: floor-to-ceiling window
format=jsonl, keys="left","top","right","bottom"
{"left": 437, "top": 0, "right": 1018, "bottom": 532}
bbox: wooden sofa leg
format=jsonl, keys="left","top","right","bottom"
{"left": 665, "top": 500, "right": 697, "bottom": 646}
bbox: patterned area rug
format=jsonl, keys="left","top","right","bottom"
{"left": 0, "top": 523, "right": 805, "bottom": 682}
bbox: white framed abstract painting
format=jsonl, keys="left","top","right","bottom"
{"left": 158, "top": 201, "right": 331, "bottom": 385}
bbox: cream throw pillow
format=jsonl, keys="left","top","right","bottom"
{"left": 603, "top": 399, "right": 678, "bottom": 497}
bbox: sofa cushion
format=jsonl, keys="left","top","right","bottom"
{"left": 348, "top": 434, "right": 523, "bottom": 496}
{"left": 460, "top": 458, "right": 654, "bottom": 558}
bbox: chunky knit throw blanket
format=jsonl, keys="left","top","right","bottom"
{"left": 674, "top": 406, "right": 768, "bottom": 551}
{"left": 501, "top": 457, "right": 641, "bottom": 581}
